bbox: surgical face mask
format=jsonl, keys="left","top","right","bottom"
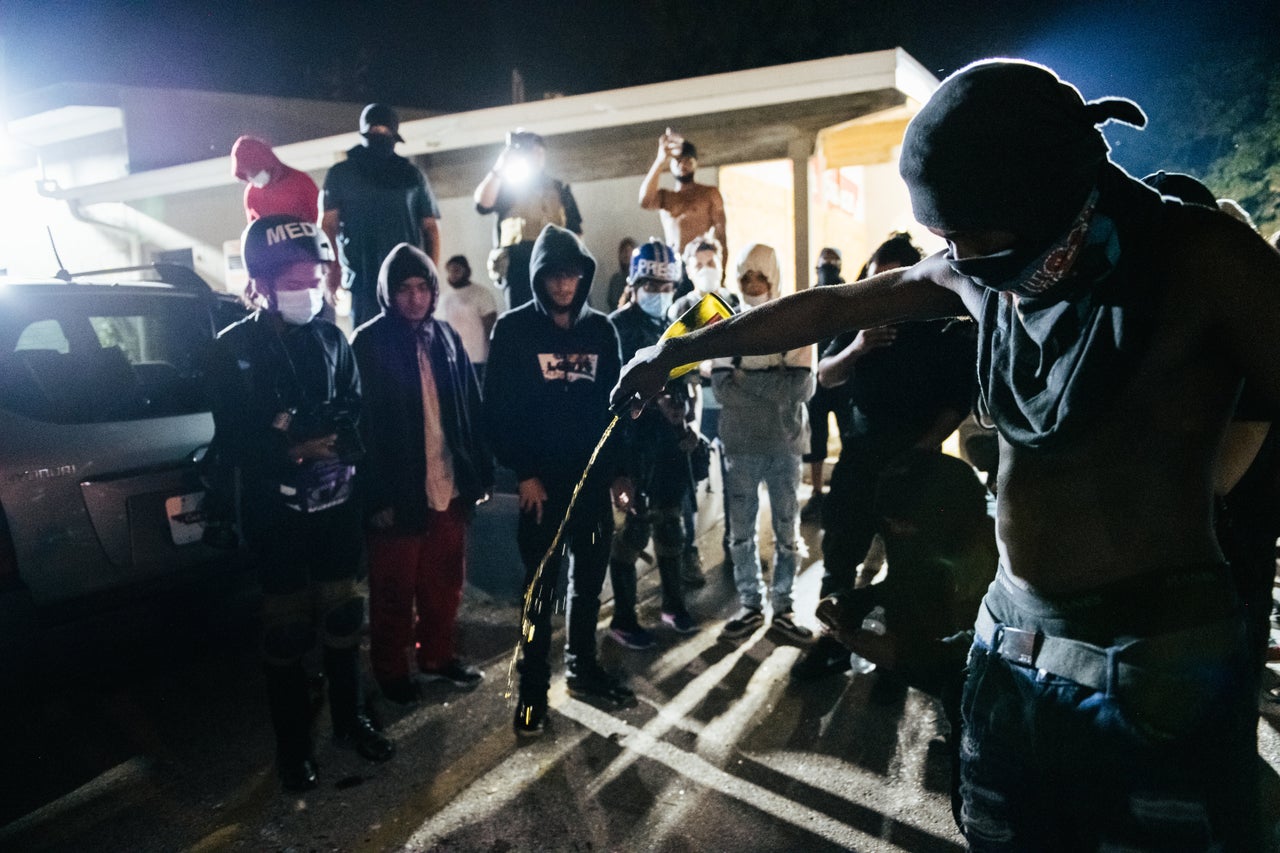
{"left": 637, "top": 288, "right": 673, "bottom": 319}
{"left": 275, "top": 288, "right": 323, "bottom": 325}
{"left": 691, "top": 266, "right": 720, "bottom": 294}
{"left": 742, "top": 292, "right": 768, "bottom": 308}
{"left": 248, "top": 170, "right": 271, "bottom": 188}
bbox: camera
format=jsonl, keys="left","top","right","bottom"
{"left": 506, "top": 130, "right": 543, "bottom": 151}
{"left": 289, "top": 402, "right": 365, "bottom": 464}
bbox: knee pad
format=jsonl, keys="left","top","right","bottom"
{"left": 653, "top": 508, "right": 685, "bottom": 558}
{"left": 317, "top": 579, "right": 365, "bottom": 649}
{"left": 261, "top": 590, "right": 314, "bottom": 665}
{"left": 610, "top": 515, "right": 652, "bottom": 563}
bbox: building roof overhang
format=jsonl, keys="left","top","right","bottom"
{"left": 42, "top": 48, "right": 938, "bottom": 205}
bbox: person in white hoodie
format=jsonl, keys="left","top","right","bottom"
{"left": 711, "top": 243, "right": 815, "bottom": 643}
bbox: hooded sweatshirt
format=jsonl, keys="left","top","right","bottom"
{"left": 230, "top": 135, "right": 320, "bottom": 223}
{"left": 351, "top": 244, "right": 492, "bottom": 531}
{"left": 710, "top": 243, "right": 814, "bottom": 455}
{"left": 483, "top": 225, "right": 623, "bottom": 486}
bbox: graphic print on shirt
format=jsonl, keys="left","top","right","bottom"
{"left": 537, "top": 353, "right": 599, "bottom": 383}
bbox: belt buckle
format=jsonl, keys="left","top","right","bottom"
{"left": 997, "top": 625, "right": 1039, "bottom": 666}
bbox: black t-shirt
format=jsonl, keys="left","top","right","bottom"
{"left": 322, "top": 146, "right": 441, "bottom": 298}
{"left": 823, "top": 318, "right": 977, "bottom": 439}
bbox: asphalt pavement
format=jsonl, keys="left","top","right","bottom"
{"left": 4, "top": 477, "right": 1280, "bottom": 852}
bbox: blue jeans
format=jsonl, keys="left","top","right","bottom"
{"left": 960, "top": 576, "right": 1259, "bottom": 851}
{"left": 723, "top": 452, "right": 801, "bottom": 612}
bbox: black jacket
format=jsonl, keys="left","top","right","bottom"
{"left": 483, "top": 224, "right": 622, "bottom": 485}
{"left": 609, "top": 302, "right": 694, "bottom": 505}
{"left": 207, "top": 312, "right": 360, "bottom": 512}
{"left": 351, "top": 245, "right": 493, "bottom": 531}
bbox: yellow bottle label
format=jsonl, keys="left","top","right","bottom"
{"left": 661, "top": 292, "right": 734, "bottom": 378}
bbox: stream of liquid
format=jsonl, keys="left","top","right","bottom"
{"left": 505, "top": 414, "right": 621, "bottom": 699}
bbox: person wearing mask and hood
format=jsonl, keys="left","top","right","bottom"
{"left": 351, "top": 244, "right": 494, "bottom": 706}
{"left": 607, "top": 240, "right": 702, "bottom": 650}
{"left": 483, "top": 224, "right": 635, "bottom": 738}
{"left": 206, "top": 215, "right": 393, "bottom": 793}
{"left": 230, "top": 135, "right": 320, "bottom": 223}
{"left": 711, "top": 243, "right": 815, "bottom": 645}
{"left": 322, "top": 103, "right": 442, "bottom": 328}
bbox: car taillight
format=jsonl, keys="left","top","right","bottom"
{"left": 0, "top": 510, "right": 18, "bottom": 589}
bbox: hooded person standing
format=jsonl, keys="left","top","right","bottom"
{"left": 230, "top": 135, "right": 320, "bottom": 223}
{"left": 351, "top": 244, "right": 493, "bottom": 706}
{"left": 322, "top": 103, "right": 442, "bottom": 328}
{"left": 711, "top": 243, "right": 815, "bottom": 645}
{"left": 483, "top": 224, "right": 635, "bottom": 738}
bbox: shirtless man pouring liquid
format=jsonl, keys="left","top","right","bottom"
{"left": 612, "top": 60, "right": 1280, "bottom": 851}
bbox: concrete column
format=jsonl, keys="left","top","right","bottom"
{"left": 788, "top": 136, "right": 813, "bottom": 292}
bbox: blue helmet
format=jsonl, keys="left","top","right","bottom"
{"left": 629, "top": 239, "right": 682, "bottom": 285}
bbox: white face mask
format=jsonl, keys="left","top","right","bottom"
{"left": 636, "top": 289, "right": 673, "bottom": 320}
{"left": 249, "top": 170, "right": 271, "bottom": 188}
{"left": 691, "top": 266, "right": 720, "bottom": 294}
{"left": 276, "top": 288, "right": 323, "bottom": 325}
{"left": 742, "top": 292, "right": 769, "bottom": 307}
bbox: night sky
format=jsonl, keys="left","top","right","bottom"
{"left": 4, "top": 0, "right": 1279, "bottom": 174}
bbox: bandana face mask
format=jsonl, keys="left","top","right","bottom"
{"left": 947, "top": 189, "right": 1102, "bottom": 298}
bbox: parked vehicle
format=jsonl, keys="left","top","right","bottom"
{"left": 0, "top": 264, "right": 249, "bottom": 644}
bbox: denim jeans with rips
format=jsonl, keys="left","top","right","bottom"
{"left": 723, "top": 452, "right": 801, "bottom": 613}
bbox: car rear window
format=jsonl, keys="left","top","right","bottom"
{"left": 0, "top": 290, "right": 218, "bottom": 424}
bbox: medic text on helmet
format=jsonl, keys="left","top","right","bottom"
{"left": 265, "top": 221, "right": 321, "bottom": 245}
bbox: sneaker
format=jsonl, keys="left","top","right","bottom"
{"left": 566, "top": 667, "right": 637, "bottom": 709}
{"left": 770, "top": 611, "right": 814, "bottom": 644}
{"left": 719, "top": 607, "right": 765, "bottom": 641}
{"left": 378, "top": 676, "right": 421, "bottom": 706}
{"left": 661, "top": 610, "right": 700, "bottom": 634}
{"left": 610, "top": 624, "right": 657, "bottom": 650}
{"left": 514, "top": 694, "right": 548, "bottom": 738}
{"left": 420, "top": 660, "right": 484, "bottom": 688}
{"left": 681, "top": 549, "right": 707, "bottom": 589}
{"left": 333, "top": 715, "right": 395, "bottom": 763}
{"left": 790, "top": 635, "right": 853, "bottom": 681}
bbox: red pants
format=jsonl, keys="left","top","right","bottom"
{"left": 367, "top": 501, "right": 468, "bottom": 680}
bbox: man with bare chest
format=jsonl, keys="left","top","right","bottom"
{"left": 639, "top": 131, "right": 728, "bottom": 272}
{"left": 613, "top": 60, "right": 1280, "bottom": 851}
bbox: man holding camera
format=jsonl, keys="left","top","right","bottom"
{"left": 474, "top": 130, "right": 583, "bottom": 311}
{"left": 639, "top": 130, "right": 728, "bottom": 276}
{"left": 352, "top": 244, "right": 494, "bottom": 705}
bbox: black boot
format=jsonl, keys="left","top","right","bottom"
{"left": 324, "top": 646, "right": 394, "bottom": 763}
{"left": 264, "top": 662, "right": 318, "bottom": 791}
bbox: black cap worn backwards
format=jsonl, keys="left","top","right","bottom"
{"left": 360, "top": 103, "right": 404, "bottom": 142}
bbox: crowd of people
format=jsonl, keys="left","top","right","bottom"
{"left": 215, "top": 58, "right": 1280, "bottom": 851}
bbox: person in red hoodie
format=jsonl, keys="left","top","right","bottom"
{"left": 231, "top": 135, "right": 320, "bottom": 224}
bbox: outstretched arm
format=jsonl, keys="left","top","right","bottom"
{"left": 612, "top": 254, "right": 971, "bottom": 411}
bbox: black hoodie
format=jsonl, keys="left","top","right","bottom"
{"left": 483, "top": 225, "right": 623, "bottom": 485}
{"left": 351, "top": 244, "right": 492, "bottom": 531}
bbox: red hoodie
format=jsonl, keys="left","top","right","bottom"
{"left": 230, "top": 136, "right": 320, "bottom": 224}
